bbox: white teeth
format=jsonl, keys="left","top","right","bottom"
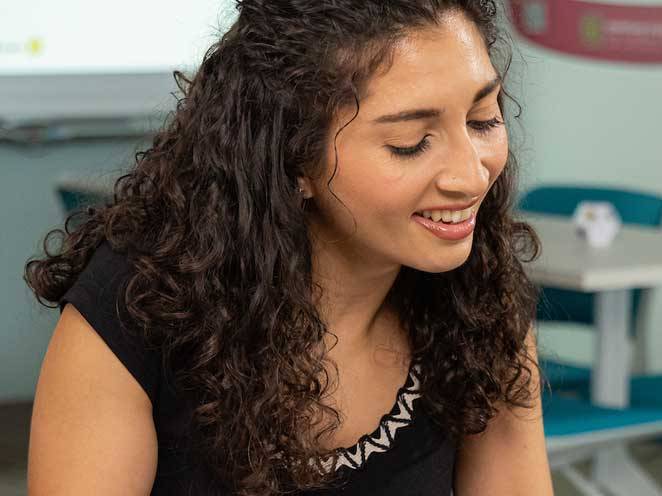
{"left": 441, "top": 210, "right": 454, "bottom": 223}
{"left": 419, "top": 207, "right": 472, "bottom": 223}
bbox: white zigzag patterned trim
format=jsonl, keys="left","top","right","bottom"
{"left": 310, "top": 361, "right": 422, "bottom": 474}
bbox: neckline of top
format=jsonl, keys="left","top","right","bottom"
{"left": 311, "top": 357, "right": 424, "bottom": 474}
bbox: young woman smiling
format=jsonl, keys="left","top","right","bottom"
{"left": 25, "top": 1, "right": 553, "bottom": 495}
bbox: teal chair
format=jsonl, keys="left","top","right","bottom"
{"left": 518, "top": 184, "right": 662, "bottom": 395}
{"left": 521, "top": 185, "right": 662, "bottom": 494}
{"left": 543, "top": 390, "right": 662, "bottom": 495}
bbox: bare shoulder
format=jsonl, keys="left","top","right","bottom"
{"left": 28, "top": 303, "right": 157, "bottom": 495}
{"left": 453, "top": 327, "right": 554, "bottom": 496}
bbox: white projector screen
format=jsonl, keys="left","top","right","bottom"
{"left": 0, "top": 0, "right": 237, "bottom": 124}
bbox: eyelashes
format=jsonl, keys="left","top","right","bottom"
{"left": 390, "top": 134, "right": 434, "bottom": 160}
{"left": 388, "top": 117, "right": 504, "bottom": 160}
{"left": 470, "top": 116, "right": 505, "bottom": 136}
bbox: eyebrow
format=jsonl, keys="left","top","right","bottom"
{"left": 372, "top": 75, "right": 502, "bottom": 124}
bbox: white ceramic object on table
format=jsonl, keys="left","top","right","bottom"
{"left": 573, "top": 201, "right": 622, "bottom": 248}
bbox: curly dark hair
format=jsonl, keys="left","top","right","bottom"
{"left": 24, "top": 0, "right": 545, "bottom": 494}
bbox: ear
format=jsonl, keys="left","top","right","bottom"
{"left": 296, "top": 176, "right": 314, "bottom": 199}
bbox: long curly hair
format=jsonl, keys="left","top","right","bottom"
{"left": 24, "top": 0, "right": 544, "bottom": 494}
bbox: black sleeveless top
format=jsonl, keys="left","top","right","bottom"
{"left": 58, "top": 241, "right": 457, "bottom": 495}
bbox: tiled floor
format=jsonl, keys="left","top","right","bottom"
{"left": 3, "top": 401, "right": 662, "bottom": 495}
{"left": 552, "top": 442, "right": 662, "bottom": 495}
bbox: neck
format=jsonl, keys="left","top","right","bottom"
{"left": 308, "top": 234, "right": 404, "bottom": 364}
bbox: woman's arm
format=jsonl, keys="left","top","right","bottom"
{"left": 453, "top": 325, "right": 554, "bottom": 496}
{"left": 28, "top": 304, "right": 158, "bottom": 495}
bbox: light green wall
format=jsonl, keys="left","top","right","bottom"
{"left": 511, "top": 40, "right": 662, "bottom": 197}
{"left": 0, "top": 139, "right": 149, "bottom": 402}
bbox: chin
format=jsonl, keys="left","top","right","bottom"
{"left": 406, "top": 241, "right": 474, "bottom": 273}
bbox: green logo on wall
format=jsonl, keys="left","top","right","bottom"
{"left": 580, "top": 14, "right": 603, "bottom": 48}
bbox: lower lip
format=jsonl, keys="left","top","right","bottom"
{"left": 412, "top": 212, "right": 476, "bottom": 240}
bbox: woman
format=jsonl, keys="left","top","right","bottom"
{"left": 24, "top": 0, "right": 554, "bottom": 494}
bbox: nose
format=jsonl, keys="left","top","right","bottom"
{"left": 433, "top": 128, "right": 490, "bottom": 203}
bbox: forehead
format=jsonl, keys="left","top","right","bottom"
{"left": 360, "top": 12, "right": 497, "bottom": 112}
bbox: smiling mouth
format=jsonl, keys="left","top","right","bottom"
{"left": 412, "top": 208, "right": 475, "bottom": 224}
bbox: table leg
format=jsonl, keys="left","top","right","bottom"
{"left": 592, "top": 289, "right": 631, "bottom": 408}
{"left": 590, "top": 289, "right": 662, "bottom": 496}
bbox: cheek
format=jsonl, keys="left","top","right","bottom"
{"left": 483, "top": 129, "right": 509, "bottom": 179}
{"left": 317, "top": 148, "right": 402, "bottom": 221}
{"left": 336, "top": 147, "right": 406, "bottom": 205}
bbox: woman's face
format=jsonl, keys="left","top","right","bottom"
{"left": 306, "top": 11, "right": 508, "bottom": 274}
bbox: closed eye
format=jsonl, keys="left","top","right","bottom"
{"left": 470, "top": 117, "right": 504, "bottom": 135}
{"left": 387, "top": 117, "right": 504, "bottom": 160}
{"left": 388, "top": 135, "right": 433, "bottom": 160}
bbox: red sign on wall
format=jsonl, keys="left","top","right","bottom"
{"left": 508, "top": 0, "right": 662, "bottom": 63}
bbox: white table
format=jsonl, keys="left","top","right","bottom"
{"left": 521, "top": 212, "right": 662, "bottom": 496}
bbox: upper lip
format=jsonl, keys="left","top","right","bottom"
{"left": 414, "top": 199, "right": 479, "bottom": 214}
